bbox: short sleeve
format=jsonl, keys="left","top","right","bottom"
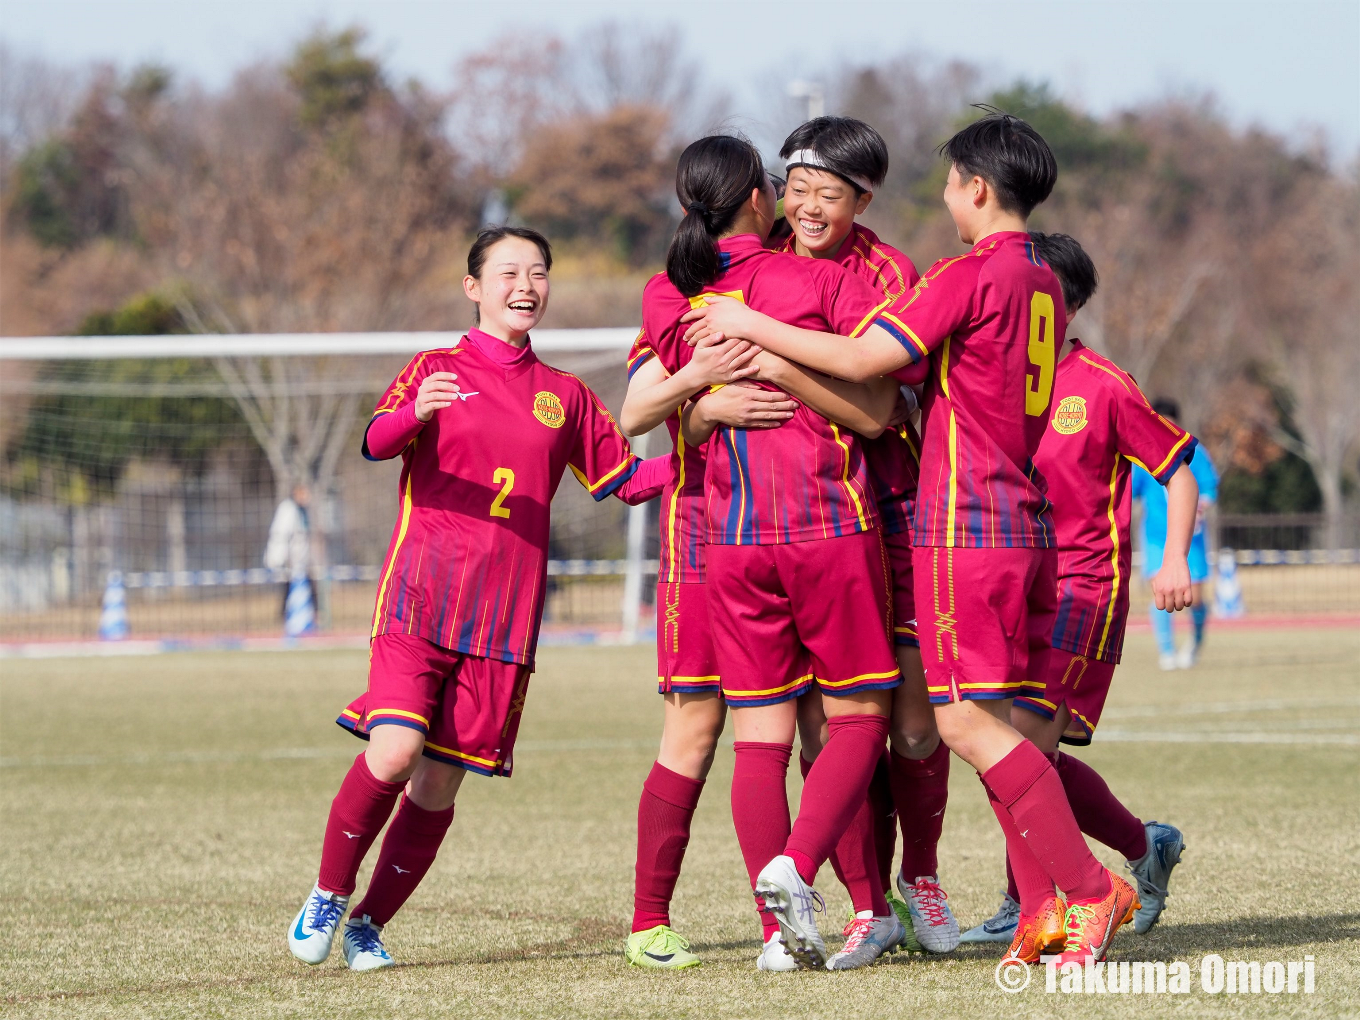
{"left": 568, "top": 384, "right": 640, "bottom": 502}
{"left": 626, "top": 327, "right": 656, "bottom": 379}
{"left": 872, "top": 257, "right": 976, "bottom": 365}
{"left": 807, "top": 262, "right": 894, "bottom": 340}
{"left": 373, "top": 352, "right": 436, "bottom": 417}
{"left": 1111, "top": 377, "right": 1197, "bottom": 485}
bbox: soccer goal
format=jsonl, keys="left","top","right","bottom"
{"left": 0, "top": 330, "right": 659, "bottom": 650}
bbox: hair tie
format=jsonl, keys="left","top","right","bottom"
{"left": 686, "top": 200, "right": 710, "bottom": 217}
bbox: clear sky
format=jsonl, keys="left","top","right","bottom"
{"left": 3, "top": 0, "right": 1357, "bottom": 157}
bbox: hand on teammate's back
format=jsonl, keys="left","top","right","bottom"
{"left": 689, "top": 334, "right": 761, "bottom": 388}
{"left": 414, "top": 372, "right": 461, "bottom": 422}
{"left": 697, "top": 380, "right": 797, "bottom": 429}
{"left": 680, "top": 294, "right": 761, "bottom": 347}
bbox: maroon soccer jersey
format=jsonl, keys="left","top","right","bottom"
{"left": 777, "top": 223, "right": 923, "bottom": 534}
{"left": 1036, "top": 341, "right": 1196, "bottom": 663}
{"left": 883, "top": 231, "right": 1065, "bottom": 549}
{"left": 642, "top": 233, "right": 901, "bottom": 545}
{"left": 366, "top": 328, "right": 641, "bottom": 666}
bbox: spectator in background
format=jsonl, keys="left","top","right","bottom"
{"left": 1133, "top": 400, "right": 1219, "bottom": 670}
{"left": 265, "top": 483, "right": 314, "bottom": 620}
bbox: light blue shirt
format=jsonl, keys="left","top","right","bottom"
{"left": 1133, "top": 447, "right": 1218, "bottom": 579}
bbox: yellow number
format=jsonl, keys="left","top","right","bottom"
{"left": 490, "top": 467, "right": 514, "bottom": 518}
{"left": 1026, "top": 290, "right": 1056, "bottom": 417}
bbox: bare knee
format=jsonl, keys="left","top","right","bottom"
{"left": 889, "top": 724, "right": 940, "bottom": 760}
{"left": 406, "top": 759, "right": 465, "bottom": 811}
{"left": 364, "top": 727, "right": 426, "bottom": 782}
{"left": 657, "top": 695, "right": 726, "bottom": 779}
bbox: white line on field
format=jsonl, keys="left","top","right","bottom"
{"left": 1101, "top": 697, "right": 1360, "bottom": 720}
{"left": 1096, "top": 730, "right": 1359, "bottom": 745}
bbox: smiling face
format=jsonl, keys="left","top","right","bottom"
{"left": 782, "top": 166, "right": 871, "bottom": 257}
{"left": 462, "top": 236, "right": 550, "bottom": 344}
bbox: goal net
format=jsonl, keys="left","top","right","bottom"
{"left": 0, "top": 331, "right": 660, "bottom": 649}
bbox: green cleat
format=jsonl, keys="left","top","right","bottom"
{"left": 625, "top": 925, "right": 702, "bottom": 970}
{"left": 886, "top": 891, "right": 924, "bottom": 952}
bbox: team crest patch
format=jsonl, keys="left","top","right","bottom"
{"left": 533, "top": 391, "right": 566, "bottom": 428}
{"left": 1052, "top": 395, "right": 1088, "bottom": 435}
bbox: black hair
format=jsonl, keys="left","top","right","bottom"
{"left": 940, "top": 110, "right": 1057, "bottom": 217}
{"left": 467, "top": 226, "right": 552, "bottom": 325}
{"left": 1028, "top": 231, "right": 1098, "bottom": 312}
{"left": 1152, "top": 398, "right": 1181, "bottom": 421}
{"left": 665, "top": 135, "right": 768, "bottom": 297}
{"left": 779, "top": 116, "right": 889, "bottom": 193}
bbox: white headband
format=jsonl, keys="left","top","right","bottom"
{"left": 784, "top": 148, "right": 873, "bottom": 193}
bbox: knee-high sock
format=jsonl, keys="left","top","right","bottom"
{"left": 632, "top": 762, "right": 705, "bottom": 932}
{"left": 1150, "top": 602, "right": 1176, "bottom": 655}
{"left": 317, "top": 753, "right": 405, "bottom": 896}
{"left": 1191, "top": 601, "right": 1207, "bottom": 646}
{"left": 732, "top": 742, "right": 792, "bottom": 939}
{"left": 984, "top": 776, "right": 1055, "bottom": 915}
{"left": 785, "top": 714, "right": 889, "bottom": 889}
{"left": 869, "top": 750, "right": 897, "bottom": 895}
{"left": 889, "top": 741, "right": 951, "bottom": 881}
{"left": 799, "top": 753, "right": 887, "bottom": 916}
{"left": 352, "top": 795, "right": 455, "bottom": 926}
{"left": 1053, "top": 752, "right": 1146, "bottom": 862}
{"left": 982, "top": 742, "right": 1109, "bottom": 903}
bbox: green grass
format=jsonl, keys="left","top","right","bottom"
{"left": 2, "top": 629, "right": 1358, "bottom": 1018}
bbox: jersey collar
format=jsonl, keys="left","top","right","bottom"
{"left": 463, "top": 327, "right": 539, "bottom": 371}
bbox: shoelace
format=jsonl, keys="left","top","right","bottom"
{"left": 910, "top": 879, "right": 951, "bottom": 927}
{"left": 839, "top": 918, "right": 876, "bottom": 953}
{"left": 647, "top": 928, "right": 691, "bottom": 955}
{"left": 1062, "top": 903, "right": 1097, "bottom": 953}
{"left": 306, "top": 894, "right": 345, "bottom": 934}
{"left": 347, "top": 922, "right": 386, "bottom": 955}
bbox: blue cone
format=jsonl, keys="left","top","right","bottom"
{"left": 98, "top": 571, "right": 130, "bottom": 640}
{"left": 285, "top": 576, "right": 317, "bottom": 637}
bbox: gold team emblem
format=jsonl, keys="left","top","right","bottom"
{"left": 1052, "top": 395, "right": 1088, "bottom": 435}
{"left": 533, "top": 391, "right": 566, "bottom": 428}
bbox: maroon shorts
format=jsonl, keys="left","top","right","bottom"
{"left": 884, "top": 529, "right": 918, "bottom": 648}
{"left": 915, "top": 545, "right": 1057, "bottom": 704}
{"left": 1014, "top": 649, "right": 1117, "bottom": 746}
{"left": 336, "top": 633, "right": 531, "bottom": 777}
{"left": 707, "top": 530, "right": 900, "bottom": 707}
{"left": 656, "top": 579, "right": 721, "bottom": 694}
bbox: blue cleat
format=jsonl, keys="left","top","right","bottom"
{"left": 1126, "top": 820, "right": 1185, "bottom": 933}
{"left": 959, "top": 891, "right": 1020, "bottom": 944}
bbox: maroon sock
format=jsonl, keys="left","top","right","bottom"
{"left": 800, "top": 753, "right": 887, "bottom": 916}
{"left": 982, "top": 742, "right": 1109, "bottom": 903}
{"left": 1053, "top": 752, "right": 1147, "bottom": 862}
{"left": 351, "top": 794, "right": 455, "bottom": 925}
{"left": 983, "top": 777, "right": 1055, "bottom": 914}
{"left": 732, "top": 741, "right": 792, "bottom": 940}
{"left": 869, "top": 750, "right": 897, "bottom": 894}
{"left": 317, "top": 753, "right": 405, "bottom": 896}
{"left": 889, "top": 740, "right": 951, "bottom": 881}
{"left": 785, "top": 714, "right": 889, "bottom": 889}
{"left": 632, "top": 762, "right": 705, "bottom": 933}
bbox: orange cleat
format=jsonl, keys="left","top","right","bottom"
{"left": 1054, "top": 870, "right": 1140, "bottom": 965}
{"left": 1003, "top": 895, "right": 1067, "bottom": 963}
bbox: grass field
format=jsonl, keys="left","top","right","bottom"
{"left": 3, "top": 628, "right": 1358, "bottom": 1018}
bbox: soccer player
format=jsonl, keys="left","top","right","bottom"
{"left": 960, "top": 232, "right": 1196, "bottom": 961}
{"left": 774, "top": 116, "right": 959, "bottom": 958}
{"left": 1133, "top": 402, "right": 1219, "bottom": 670}
{"left": 682, "top": 113, "right": 1141, "bottom": 964}
{"left": 645, "top": 134, "right": 916, "bottom": 971}
{"left": 287, "top": 226, "right": 666, "bottom": 971}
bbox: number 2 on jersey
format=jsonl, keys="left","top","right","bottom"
{"left": 490, "top": 467, "right": 514, "bottom": 518}
{"left": 1026, "top": 290, "right": 1056, "bottom": 417}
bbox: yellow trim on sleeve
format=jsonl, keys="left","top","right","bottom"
{"left": 849, "top": 297, "right": 893, "bottom": 338}
{"left": 1148, "top": 432, "right": 1192, "bottom": 480}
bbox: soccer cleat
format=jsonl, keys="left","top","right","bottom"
{"left": 827, "top": 914, "right": 906, "bottom": 970}
{"left": 895, "top": 873, "right": 960, "bottom": 953}
{"left": 959, "top": 891, "right": 1020, "bottom": 944}
{"left": 756, "top": 931, "right": 799, "bottom": 972}
{"left": 755, "top": 855, "right": 827, "bottom": 970}
{"left": 1175, "top": 642, "right": 1199, "bottom": 670}
{"left": 885, "top": 890, "right": 923, "bottom": 951}
{"left": 288, "top": 885, "right": 349, "bottom": 964}
{"left": 1157, "top": 652, "right": 1178, "bottom": 672}
{"left": 1053, "top": 870, "right": 1139, "bottom": 965}
{"left": 1126, "top": 820, "right": 1185, "bottom": 934}
{"left": 625, "top": 925, "right": 701, "bottom": 970}
{"left": 342, "top": 915, "right": 394, "bottom": 971}
{"left": 1003, "top": 895, "right": 1067, "bottom": 963}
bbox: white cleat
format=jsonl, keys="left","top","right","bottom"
{"left": 1127, "top": 820, "right": 1186, "bottom": 934}
{"left": 755, "top": 931, "right": 799, "bottom": 972}
{"left": 895, "top": 874, "right": 960, "bottom": 953}
{"left": 827, "top": 913, "right": 906, "bottom": 970}
{"left": 959, "top": 891, "right": 1020, "bottom": 944}
{"left": 1175, "top": 642, "right": 1199, "bottom": 670}
{"left": 1158, "top": 652, "right": 1178, "bottom": 672}
{"left": 342, "top": 915, "right": 394, "bottom": 971}
{"left": 755, "top": 855, "right": 827, "bottom": 970}
{"left": 288, "top": 886, "right": 349, "bottom": 964}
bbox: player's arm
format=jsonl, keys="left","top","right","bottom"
{"left": 1154, "top": 462, "right": 1199, "bottom": 612}
{"left": 612, "top": 455, "right": 669, "bottom": 505}
{"left": 680, "top": 382, "right": 798, "bottom": 447}
{"left": 619, "top": 335, "right": 760, "bottom": 436}
{"left": 751, "top": 352, "right": 897, "bottom": 438}
{"left": 363, "top": 365, "right": 459, "bottom": 460}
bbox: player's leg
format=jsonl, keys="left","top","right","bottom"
{"left": 1178, "top": 549, "right": 1208, "bottom": 666}
{"left": 288, "top": 635, "right": 439, "bottom": 965}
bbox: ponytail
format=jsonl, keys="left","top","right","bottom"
{"left": 665, "top": 135, "right": 767, "bottom": 297}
